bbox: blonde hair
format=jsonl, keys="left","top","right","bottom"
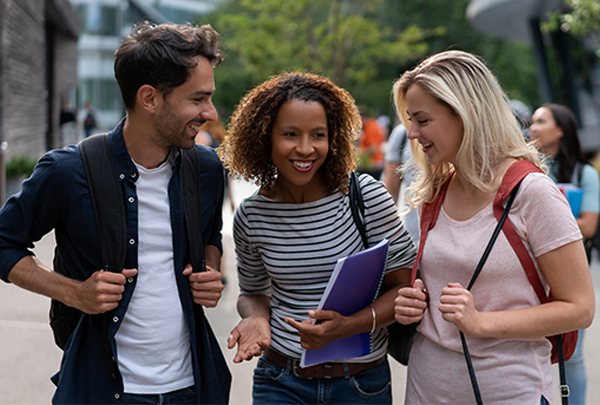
{"left": 393, "top": 50, "right": 544, "bottom": 207}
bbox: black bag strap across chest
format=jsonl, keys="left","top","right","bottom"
{"left": 79, "top": 134, "right": 127, "bottom": 272}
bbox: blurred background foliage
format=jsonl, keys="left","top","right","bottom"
{"left": 199, "top": 0, "right": 540, "bottom": 120}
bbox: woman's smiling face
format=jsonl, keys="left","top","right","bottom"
{"left": 270, "top": 99, "right": 329, "bottom": 190}
{"left": 405, "top": 84, "right": 463, "bottom": 166}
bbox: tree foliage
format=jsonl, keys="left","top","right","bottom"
{"left": 200, "top": 0, "right": 539, "bottom": 117}
{"left": 543, "top": 0, "right": 600, "bottom": 38}
{"left": 215, "top": 0, "right": 433, "bottom": 87}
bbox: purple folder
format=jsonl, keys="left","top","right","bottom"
{"left": 300, "top": 239, "right": 389, "bottom": 367}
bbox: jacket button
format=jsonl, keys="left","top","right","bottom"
{"left": 129, "top": 239, "right": 135, "bottom": 245}
{"left": 113, "top": 316, "right": 119, "bottom": 323}
{"left": 114, "top": 393, "right": 121, "bottom": 399}
{"left": 128, "top": 197, "right": 135, "bottom": 203}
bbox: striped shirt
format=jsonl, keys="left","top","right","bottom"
{"left": 233, "top": 173, "right": 416, "bottom": 361}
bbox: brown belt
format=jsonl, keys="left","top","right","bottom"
{"left": 263, "top": 348, "right": 385, "bottom": 379}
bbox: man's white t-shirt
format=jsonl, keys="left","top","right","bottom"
{"left": 115, "top": 152, "right": 194, "bottom": 393}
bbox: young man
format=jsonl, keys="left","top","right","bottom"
{"left": 0, "top": 21, "right": 231, "bottom": 404}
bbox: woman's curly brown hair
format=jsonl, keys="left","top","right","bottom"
{"left": 218, "top": 72, "right": 361, "bottom": 193}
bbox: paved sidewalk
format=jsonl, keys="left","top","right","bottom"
{"left": 0, "top": 178, "right": 599, "bottom": 404}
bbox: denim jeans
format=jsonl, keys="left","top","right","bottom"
{"left": 565, "top": 329, "right": 586, "bottom": 405}
{"left": 252, "top": 356, "right": 392, "bottom": 404}
{"left": 120, "top": 385, "right": 196, "bottom": 404}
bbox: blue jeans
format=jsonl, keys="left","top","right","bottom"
{"left": 120, "top": 385, "right": 196, "bottom": 404}
{"left": 252, "top": 356, "right": 392, "bottom": 404}
{"left": 565, "top": 329, "right": 586, "bottom": 405}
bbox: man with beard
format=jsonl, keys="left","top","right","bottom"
{"left": 0, "top": 21, "right": 230, "bottom": 404}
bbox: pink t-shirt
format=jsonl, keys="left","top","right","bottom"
{"left": 406, "top": 172, "right": 582, "bottom": 404}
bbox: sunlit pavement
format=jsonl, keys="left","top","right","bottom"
{"left": 0, "top": 178, "right": 599, "bottom": 404}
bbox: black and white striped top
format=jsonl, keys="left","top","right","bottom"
{"left": 233, "top": 173, "right": 416, "bottom": 361}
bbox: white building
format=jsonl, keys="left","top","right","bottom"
{"left": 69, "top": 0, "right": 221, "bottom": 131}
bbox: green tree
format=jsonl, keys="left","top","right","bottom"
{"left": 202, "top": 0, "right": 436, "bottom": 116}
{"left": 201, "top": 0, "right": 539, "bottom": 117}
{"left": 377, "top": 0, "right": 539, "bottom": 109}
{"left": 543, "top": 0, "right": 600, "bottom": 41}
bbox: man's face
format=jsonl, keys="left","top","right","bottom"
{"left": 154, "top": 56, "right": 217, "bottom": 150}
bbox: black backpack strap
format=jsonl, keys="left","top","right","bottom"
{"left": 79, "top": 133, "right": 126, "bottom": 380}
{"left": 79, "top": 134, "right": 127, "bottom": 271}
{"left": 349, "top": 171, "right": 369, "bottom": 249}
{"left": 180, "top": 147, "right": 232, "bottom": 403}
{"left": 181, "top": 147, "right": 205, "bottom": 272}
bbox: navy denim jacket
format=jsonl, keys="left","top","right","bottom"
{"left": 0, "top": 120, "right": 231, "bottom": 404}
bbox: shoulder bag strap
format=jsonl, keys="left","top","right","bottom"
{"left": 461, "top": 180, "right": 523, "bottom": 405}
{"left": 349, "top": 171, "right": 369, "bottom": 249}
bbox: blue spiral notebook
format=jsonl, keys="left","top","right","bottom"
{"left": 300, "top": 239, "right": 389, "bottom": 367}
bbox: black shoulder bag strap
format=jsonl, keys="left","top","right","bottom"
{"left": 79, "top": 133, "right": 126, "bottom": 380}
{"left": 349, "top": 171, "right": 369, "bottom": 248}
{"left": 461, "top": 180, "right": 522, "bottom": 405}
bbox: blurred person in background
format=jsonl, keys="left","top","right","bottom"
{"left": 382, "top": 120, "right": 419, "bottom": 247}
{"left": 357, "top": 107, "right": 385, "bottom": 179}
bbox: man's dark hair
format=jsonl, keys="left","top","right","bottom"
{"left": 114, "top": 20, "right": 224, "bottom": 110}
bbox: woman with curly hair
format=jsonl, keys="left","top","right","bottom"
{"left": 392, "top": 50, "right": 594, "bottom": 403}
{"left": 219, "top": 72, "right": 415, "bottom": 404}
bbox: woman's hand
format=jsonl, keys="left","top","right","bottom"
{"left": 438, "top": 282, "right": 483, "bottom": 335}
{"left": 285, "top": 310, "right": 346, "bottom": 350}
{"left": 227, "top": 316, "right": 271, "bottom": 363}
{"left": 394, "top": 278, "right": 428, "bottom": 325}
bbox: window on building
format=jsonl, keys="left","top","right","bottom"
{"left": 77, "top": 4, "right": 119, "bottom": 36}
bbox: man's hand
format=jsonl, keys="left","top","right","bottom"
{"left": 183, "top": 264, "right": 224, "bottom": 307}
{"left": 75, "top": 268, "right": 138, "bottom": 314}
{"left": 227, "top": 316, "right": 271, "bottom": 363}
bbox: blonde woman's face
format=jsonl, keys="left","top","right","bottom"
{"left": 405, "top": 84, "right": 463, "bottom": 166}
{"left": 529, "top": 107, "right": 563, "bottom": 156}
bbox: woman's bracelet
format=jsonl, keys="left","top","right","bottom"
{"left": 368, "top": 305, "right": 376, "bottom": 334}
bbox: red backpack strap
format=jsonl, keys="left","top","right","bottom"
{"left": 493, "top": 160, "right": 548, "bottom": 303}
{"left": 411, "top": 174, "right": 453, "bottom": 285}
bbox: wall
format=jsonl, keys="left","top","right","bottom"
{"left": 1, "top": 0, "right": 47, "bottom": 160}
{"left": 0, "top": 0, "right": 79, "bottom": 162}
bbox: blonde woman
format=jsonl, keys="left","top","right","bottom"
{"left": 392, "top": 50, "right": 594, "bottom": 403}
